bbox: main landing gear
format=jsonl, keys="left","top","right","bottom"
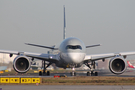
{"left": 86, "top": 71, "right": 98, "bottom": 76}
{"left": 85, "top": 61, "right": 98, "bottom": 76}
{"left": 39, "top": 60, "right": 52, "bottom": 76}
{"left": 39, "top": 70, "right": 50, "bottom": 76}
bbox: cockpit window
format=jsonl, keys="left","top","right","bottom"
{"left": 66, "top": 45, "right": 82, "bottom": 50}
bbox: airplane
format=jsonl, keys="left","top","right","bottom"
{"left": 0, "top": 6, "right": 135, "bottom": 76}
{"left": 127, "top": 61, "right": 135, "bottom": 68}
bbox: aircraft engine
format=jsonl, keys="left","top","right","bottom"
{"left": 13, "top": 55, "right": 31, "bottom": 73}
{"left": 109, "top": 57, "right": 127, "bottom": 74}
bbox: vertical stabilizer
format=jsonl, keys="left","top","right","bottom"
{"left": 63, "top": 5, "right": 66, "bottom": 39}
{"left": 127, "top": 61, "right": 135, "bottom": 68}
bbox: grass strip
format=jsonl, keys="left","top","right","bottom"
{"left": 41, "top": 76, "right": 135, "bottom": 85}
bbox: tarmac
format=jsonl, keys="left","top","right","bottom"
{"left": 1, "top": 69, "right": 135, "bottom": 90}
{"left": 1, "top": 85, "right": 135, "bottom": 90}
{"left": 1, "top": 69, "right": 135, "bottom": 77}
{"left": 39, "top": 69, "right": 135, "bottom": 77}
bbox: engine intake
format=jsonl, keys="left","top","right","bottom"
{"left": 109, "top": 57, "right": 127, "bottom": 74}
{"left": 13, "top": 55, "right": 31, "bottom": 73}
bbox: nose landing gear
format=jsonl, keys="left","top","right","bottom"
{"left": 70, "top": 67, "right": 76, "bottom": 76}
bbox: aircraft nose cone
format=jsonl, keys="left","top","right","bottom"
{"left": 67, "top": 53, "right": 85, "bottom": 63}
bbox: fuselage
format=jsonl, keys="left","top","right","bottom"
{"left": 57, "top": 37, "right": 86, "bottom": 68}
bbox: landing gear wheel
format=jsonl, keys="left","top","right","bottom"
{"left": 87, "top": 72, "right": 90, "bottom": 76}
{"left": 95, "top": 72, "right": 98, "bottom": 76}
{"left": 43, "top": 71, "right": 47, "bottom": 76}
{"left": 74, "top": 72, "right": 76, "bottom": 76}
{"left": 47, "top": 71, "right": 50, "bottom": 76}
{"left": 39, "top": 71, "right": 42, "bottom": 76}
{"left": 91, "top": 71, "right": 94, "bottom": 76}
{"left": 70, "top": 71, "right": 76, "bottom": 76}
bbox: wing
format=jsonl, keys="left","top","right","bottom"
{"left": 0, "top": 50, "right": 59, "bottom": 63}
{"left": 84, "top": 51, "right": 135, "bottom": 61}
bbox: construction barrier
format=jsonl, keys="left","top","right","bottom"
{"left": 0, "top": 78, "right": 9, "bottom": 83}
{"left": 10, "top": 78, "right": 20, "bottom": 83}
{"left": 21, "top": 78, "right": 31, "bottom": 83}
{"left": 31, "top": 78, "right": 40, "bottom": 83}
{"left": 0, "top": 77, "right": 40, "bottom": 84}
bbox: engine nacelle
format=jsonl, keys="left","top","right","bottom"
{"left": 13, "top": 55, "right": 31, "bottom": 73}
{"left": 109, "top": 57, "right": 127, "bottom": 74}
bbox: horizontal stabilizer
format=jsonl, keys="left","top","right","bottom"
{"left": 25, "top": 43, "right": 58, "bottom": 50}
{"left": 86, "top": 44, "right": 101, "bottom": 48}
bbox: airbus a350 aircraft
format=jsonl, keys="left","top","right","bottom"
{"left": 0, "top": 6, "right": 135, "bottom": 76}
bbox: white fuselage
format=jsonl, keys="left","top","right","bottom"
{"left": 60, "top": 52, "right": 85, "bottom": 64}
{"left": 57, "top": 37, "right": 86, "bottom": 68}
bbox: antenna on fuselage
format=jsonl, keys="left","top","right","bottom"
{"left": 63, "top": 5, "right": 66, "bottom": 40}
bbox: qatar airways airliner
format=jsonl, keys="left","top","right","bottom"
{"left": 0, "top": 6, "right": 135, "bottom": 76}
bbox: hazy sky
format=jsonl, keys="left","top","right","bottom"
{"left": 0, "top": 0, "right": 135, "bottom": 59}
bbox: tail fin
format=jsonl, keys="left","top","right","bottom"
{"left": 63, "top": 5, "right": 66, "bottom": 40}
{"left": 127, "top": 61, "right": 135, "bottom": 68}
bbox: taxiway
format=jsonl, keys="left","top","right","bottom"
{"left": 1, "top": 85, "right": 135, "bottom": 90}
{"left": 1, "top": 69, "right": 135, "bottom": 77}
